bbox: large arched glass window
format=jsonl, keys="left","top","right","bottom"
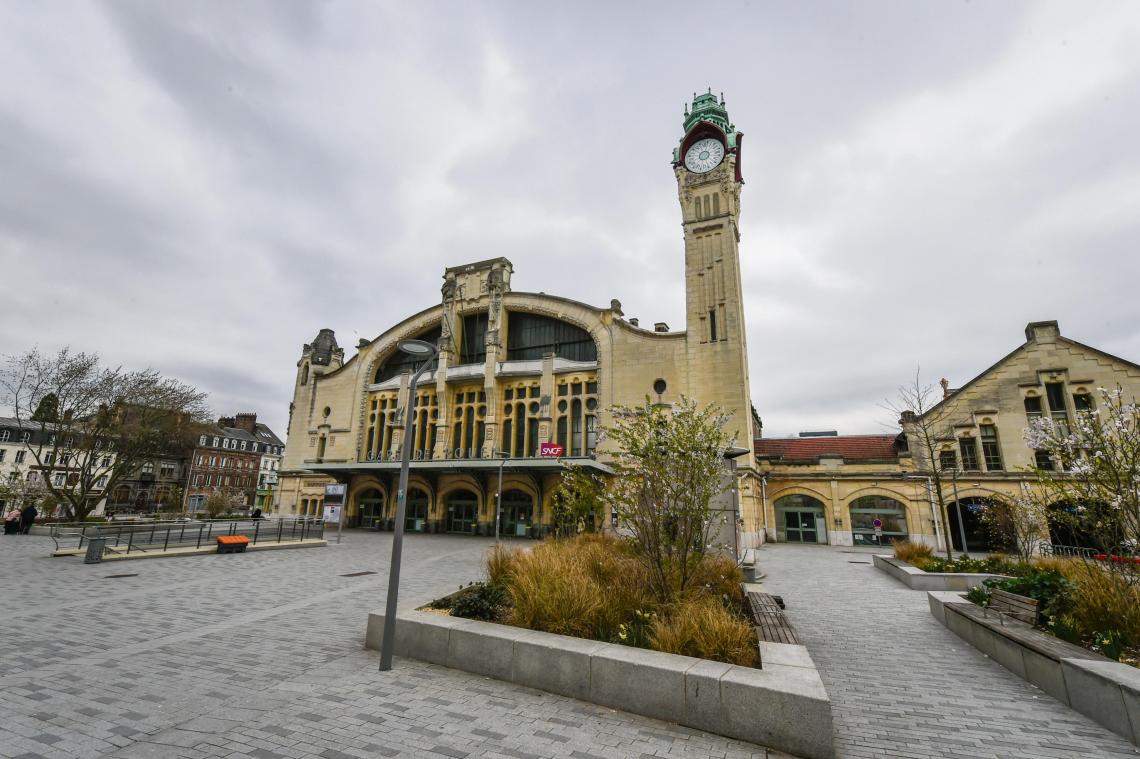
{"left": 374, "top": 325, "right": 442, "bottom": 383}
{"left": 506, "top": 312, "right": 596, "bottom": 362}
{"left": 849, "top": 495, "right": 908, "bottom": 547}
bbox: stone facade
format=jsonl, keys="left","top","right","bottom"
{"left": 756, "top": 320, "right": 1140, "bottom": 552}
{"left": 277, "top": 93, "right": 761, "bottom": 544}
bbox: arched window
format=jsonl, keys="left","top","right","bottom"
{"left": 374, "top": 325, "right": 442, "bottom": 383}
{"left": 693, "top": 198, "right": 701, "bottom": 219}
{"left": 506, "top": 312, "right": 596, "bottom": 362}
{"left": 358, "top": 488, "right": 384, "bottom": 529}
{"left": 947, "top": 497, "right": 1010, "bottom": 553}
{"left": 300, "top": 363, "right": 309, "bottom": 385}
{"left": 713, "top": 194, "right": 720, "bottom": 215}
{"left": 849, "top": 495, "right": 908, "bottom": 547}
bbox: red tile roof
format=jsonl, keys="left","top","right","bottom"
{"left": 754, "top": 434, "right": 900, "bottom": 462}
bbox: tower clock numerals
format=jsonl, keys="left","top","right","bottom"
{"left": 684, "top": 138, "right": 724, "bottom": 174}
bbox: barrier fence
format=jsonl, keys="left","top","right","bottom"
{"left": 50, "top": 517, "right": 326, "bottom": 555}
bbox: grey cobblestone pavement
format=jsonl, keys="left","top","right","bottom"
{"left": 757, "top": 543, "right": 1140, "bottom": 759}
{"left": 0, "top": 532, "right": 776, "bottom": 759}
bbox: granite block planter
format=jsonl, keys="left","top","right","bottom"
{"left": 365, "top": 609, "right": 835, "bottom": 759}
{"left": 873, "top": 554, "right": 1010, "bottom": 591}
{"left": 928, "top": 590, "right": 1139, "bottom": 746}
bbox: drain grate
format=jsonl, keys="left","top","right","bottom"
{"left": 340, "top": 571, "right": 378, "bottom": 577}
{"left": 104, "top": 573, "right": 139, "bottom": 579}
{"left": 847, "top": 561, "right": 871, "bottom": 564}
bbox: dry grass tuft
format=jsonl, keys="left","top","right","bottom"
{"left": 1066, "top": 562, "right": 1140, "bottom": 643}
{"left": 505, "top": 534, "right": 653, "bottom": 639}
{"left": 649, "top": 597, "right": 759, "bottom": 667}
{"left": 485, "top": 543, "right": 521, "bottom": 587}
{"left": 893, "top": 539, "right": 934, "bottom": 566}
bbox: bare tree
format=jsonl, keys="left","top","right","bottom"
{"left": 1, "top": 348, "right": 210, "bottom": 522}
{"left": 606, "top": 397, "right": 733, "bottom": 603}
{"left": 884, "top": 369, "right": 956, "bottom": 559}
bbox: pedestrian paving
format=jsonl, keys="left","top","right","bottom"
{"left": 0, "top": 531, "right": 776, "bottom": 759}
{"left": 757, "top": 543, "right": 1140, "bottom": 759}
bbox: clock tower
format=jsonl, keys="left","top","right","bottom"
{"left": 675, "top": 90, "right": 755, "bottom": 447}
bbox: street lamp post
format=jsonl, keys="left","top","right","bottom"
{"left": 379, "top": 339, "right": 438, "bottom": 672}
{"left": 494, "top": 450, "right": 510, "bottom": 544}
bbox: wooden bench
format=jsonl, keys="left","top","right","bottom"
{"left": 746, "top": 591, "right": 800, "bottom": 644}
{"left": 217, "top": 535, "right": 250, "bottom": 554}
{"left": 988, "top": 588, "right": 1038, "bottom": 625}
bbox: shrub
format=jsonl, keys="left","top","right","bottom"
{"left": 964, "top": 586, "right": 989, "bottom": 606}
{"left": 893, "top": 540, "right": 933, "bottom": 566}
{"left": 649, "top": 597, "right": 759, "bottom": 667}
{"left": 985, "top": 567, "right": 1074, "bottom": 618}
{"left": 450, "top": 582, "right": 508, "bottom": 622}
{"left": 684, "top": 553, "right": 746, "bottom": 608}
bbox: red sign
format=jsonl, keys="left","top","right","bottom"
{"left": 539, "top": 443, "right": 564, "bottom": 457}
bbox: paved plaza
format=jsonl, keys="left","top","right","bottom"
{"left": 3, "top": 533, "right": 1138, "bottom": 759}
{"left": 0, "top": 532, "right": 775, "bottom": 759}
{"left": 758, "top": 543, "right": 1139, "bottom": 758}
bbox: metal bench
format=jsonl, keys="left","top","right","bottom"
{"left": 746, "top": 591, "right": 800, "bottom": 644}
{"left": 987, "top": 588, "right": 1038, "bottom": 625}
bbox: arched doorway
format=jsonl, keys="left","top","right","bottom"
{"left": 775, "top": 494, "right": 828, "bottom": 544}
{"left": 445, "top": 490, "right": 478, "bottom": 534}
{"left": 499, "top": 490, "right": 533, "bottom": 538}
{"left": 947, "top": 497, "right": 1009, "bottom": 553}
{"left": 358, "top": 489, "right": 385, "bottom": 529}
{"left": 405, "top": 488, "right": 429, "bottom": 532}
{"left": 1048, "top": 501, "right": 1107, "bottom": 551}
{"left": 849, "top": 495, "right": 909, "bottom": 547}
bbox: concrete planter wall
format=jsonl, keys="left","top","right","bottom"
{"left": 928, "top": 591, "right": 1140, "bottom": 746}
{"left": 873, "top": 554, "right": 1010, "bottom": 591}
{"left": 366, "top": 609, "right": 835, "bottom": 759}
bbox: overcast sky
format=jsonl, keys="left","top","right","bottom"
{"left": 2, "top": 1, "right": 1139, "bottom": 439}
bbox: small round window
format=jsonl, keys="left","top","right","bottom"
{"left": 557, "top": 399, "right": 568, "bottom": 412}
{"left": 653, "top": 379, "right": 667, "bottom": 395}
{"left": 323, "top": 406, "right": 331, "bottom": 418}
{"left": 529, "top": 401, "right": 540, "bottom": 414}
{"left": 586, "top": 398, "right": 598, "bottom": 411}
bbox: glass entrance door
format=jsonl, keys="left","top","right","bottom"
{"left": 784, "top": 511, "right": 818, "bottom": 543}
{"left": 446, "top": 492, "right": 478, "bottom": 534}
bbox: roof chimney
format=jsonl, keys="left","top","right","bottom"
{"left": 629, "top": 317, "right": 639, "bottom": 327}
{"left": 940, "top": 378, "right": 951, "bottom": 399}
{"left": 218, "top": 416, "right": 236, "bottom": 429}
{"left": 654, "top": 322, "right": 669, "bottom": 333}
{"left": 234, "top": 413, "right": 258, "bottom": 434}
{"left": 1025, "top": 320, "right": 1060, "bottom": 344}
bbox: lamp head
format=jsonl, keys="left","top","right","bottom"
{"left": 397, "top": 339, "right": 437, "bottom": 357}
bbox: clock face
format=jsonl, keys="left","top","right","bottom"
{"left": 684, "top": 138, "right": 724, "bottom": 173}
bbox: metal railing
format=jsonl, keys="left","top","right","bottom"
{"left": 50, "top": 517, "right": 326, "bottom": 555}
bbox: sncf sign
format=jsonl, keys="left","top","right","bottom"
{"left": 539, "top": 443, "right": 564, "bottom": 457}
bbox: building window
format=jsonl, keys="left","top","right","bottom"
{"left": 20, "top": 432, "right": 29, "bottom": 442}
{"left": 199, "top": 435, "right": 207, "bottom": 446}
{"left": 505, "top": 312, "right": 597, "bottom": 362}
{"left": 0, "top": 430, "right": 8, "bottom": 442}
{"left": 45, "top": 452, "right": 55, "bottom": 465}
{"left": 96, "top": 476, "right": 108, "bottom": 489}
{"left": 451, "top": 387, "right": 485, "bottom": 459}
{"left": 101, "top": 456, "right": 111, "bottom": 467}
{"left": 1034, "top": 450, "right": 1054, "bottom": 471}
{"left": 142, "top": 461, "right": 154, "bottom": 474}
{"left": 1073, "top": 392, "right": 1094, "bottom": 412}
{"left": 709, "top": 310, "right": 718, "bottom": 342}
{"left": 1045, "top": 382, "right": 1069, "bottom": 436}
{"left": 938, "top": 449, "right": 956, "bottom": 472}
{"left": 15, "top": 450, "right": 25, "bottom": 464}
{"left": 958, "top": 437, "right": 980, "bottom": 471}
{"left": 212, "top": 437, "right": 219, "bottom": 447}
{"left": 980, "top": 425, "right": 1002, "bottom": 471}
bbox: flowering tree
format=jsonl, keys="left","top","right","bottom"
{"left": 550, "top": 465, "right": 607, "bottom": 537}
{"left": 606, "top": 397, "right": 733, "bottom": 603}
{"left": 1026, "top": 386, "right": 1140, "bottom": 552}
{"left": 979, "top": 484, "right": 1051, "bottom": 564}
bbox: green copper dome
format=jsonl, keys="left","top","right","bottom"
{"left": 683, "top": 89, "right": 735, "bottom": 137}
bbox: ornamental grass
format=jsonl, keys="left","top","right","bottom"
{"left": 649, "top": 597, "right": 759, "bottom": 667}
{"left": 892, "top": 539, "right": 934, "bottom": 566}
{"left": 485, "top": 534, "right": 758, "bottom": 666}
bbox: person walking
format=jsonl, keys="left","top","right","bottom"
{"left": 19, "top": 503, "right": 37, "bottom": 535}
